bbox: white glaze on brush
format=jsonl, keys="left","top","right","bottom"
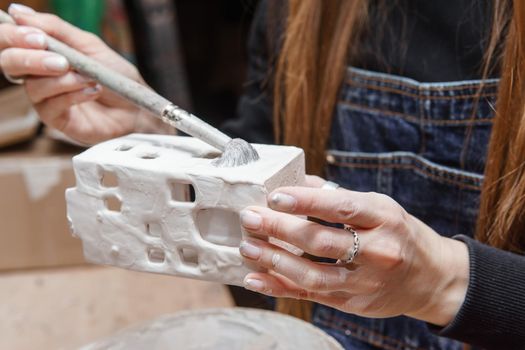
{"left": 66, "top": 134, "right": 305, "bottom": 286}
{"left": 80, "top": 308, "right": 344, "bottom": 350}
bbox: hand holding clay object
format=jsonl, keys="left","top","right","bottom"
{"left": 0, "top": 4, "right": 162, "bottom": 145}
{"left": 239, "top": 182, "right": 470, "bottom": 327}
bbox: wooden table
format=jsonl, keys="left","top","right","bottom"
{"left": 0, "top": 266, "right": 233, "bottom": 350}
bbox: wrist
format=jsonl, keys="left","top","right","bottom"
{"left": 411, "top": 235, "right": 469, "bottom": 326}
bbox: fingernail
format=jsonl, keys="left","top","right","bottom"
{"left": 9, "top": 3, "right": 36, "bottom": 15}
{"left": 239, "top": 240, "right": 262, "bottom": 259}
{"left": 43, "top": 56, "right": 69, "bottom": 71}
{"left": 25, "top": 33, "right": 46, "bottom": 47}
{"left": 17, "top": 26, "right": 42, "bottom": 34}
{"left": 244, "top": 278, "right": 264, "bottom": 292}
{"left": 83, "top": 84, "right": 101, "bottom": 95}
{"left": 240, "top": 209, "right": 262, "bottom": 230}
{"left": 269, "top": 193, "right": 297, "bottom": 211}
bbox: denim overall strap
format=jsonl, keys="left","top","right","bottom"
{"left": 313, "top": 67, "right": 498, "bottom": 350}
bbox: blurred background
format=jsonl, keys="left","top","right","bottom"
{"left": 0, "top": 0, "right": 261, "bottom": 349}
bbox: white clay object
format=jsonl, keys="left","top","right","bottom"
{"left": 80, "top": 308, "right": 344, "bottom": 350}
{"left": 66, "top": 134, "right": 305, "bottom": 286}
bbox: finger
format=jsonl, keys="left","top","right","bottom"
{"left": 268, "top": 187, "right": 396, "bottom": 228}
{"left": 241, "top": 207, "right": 405, "bottom": 272}
{"left": 243, "top": 272, "right": 352, "bottom": 308}
{"left": 9, "top": 5, "right": 103, "bottom": 54}
{"left": 239, "top": 238, "right": 362, "bottom": 292}
{"left": 25, "top": 72, "right": 94, "bottom": 103}
{"left": 240, "top": 207, "right": 358, "bottom": 261}
{"left": 0, "top": 23, "right": 46, "bottom": 51}
{"left": 34, "top": 85, "right": 102, "bottom": 130}
{"left": 243, "top": 272, "right": 311, "bottom": 298}
{"left": 0, "top": 48, "right": 69, "bottom": 76}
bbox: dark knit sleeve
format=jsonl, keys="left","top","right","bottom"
{"left": 430, "top": 235, "right": 525, "bottom": 349}
{"left": 220, "top": 0, "right": 276, "bottom": 144}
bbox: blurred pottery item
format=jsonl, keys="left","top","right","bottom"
{"left": 0, "top": 86, "right": 39, "bottom": 148}
{"left": 80, "top": 307, "right": 344, "bottom": 350}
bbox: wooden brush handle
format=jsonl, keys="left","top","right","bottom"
{"left": 0, "top": 10, "right": 231, "bottom": 151}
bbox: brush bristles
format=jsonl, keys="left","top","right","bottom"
{"left": 212, "top": 138, "right": 260, "bottom": 167}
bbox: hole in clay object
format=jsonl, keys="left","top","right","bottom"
{"left": 179, "top": 247, "right": 198, "bottom": 266}
{"left": 169, "top": 181, "right": 196, "bottom": 202}
{"left": 104, "top": 196, "right": 122, "bottom": 212}
{"left": 115, "top": 144, "right": 133, "bottom": 151}
{"left": 195, "top": 151, "right": 221, "bottom": 159}
{"left": 139, "top": 152, "right": 159, "bottom": 160}
{"left": 146, "top": 222, "right": 162, "bottom": 237}
{"left": 196, "top": 208, "right": 242, "bottom": 247}
{"left": 101, "top": 170, "right": 119, "bottom": 188}
{"left": 147, "top": 247, "right": 165, "bottom": 263}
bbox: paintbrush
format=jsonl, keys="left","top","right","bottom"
{"left": 0, "top": 10, "right": 259, "bottom": 167}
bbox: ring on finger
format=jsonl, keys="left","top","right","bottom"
{"left": 3, "top": 71, "right": 25, "bottom": 85}
{"left": 336, "top": 225, "right": 360, "bottom": 265}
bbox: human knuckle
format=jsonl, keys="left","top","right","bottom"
{"left": 265, "top": 217, "right": 283, "bottom": 238}
{"left": 336, "top": 198, "right": 360, "bottom": 221}
{"left": 313, "top": 231, "right": 337, "bottom": 256}
{"left": 84, "top": 32, "right": 102, "bottom": 45}
{"left": 299, "top": 194, "right": 316, "bottom": 214}
{"left": 44, "top": 13, "right": 61, "bottom": 25}
{"left": 41, "top": 14, "right": 64, "bottom": 36}
{"left": 381, "top": 240, "right": 405, "bottom": 270}
{"left": 337, "top": 269, "right": 353, "bottom": 287}
{"left": 387, "top": 207, "right": 410, "bottom": 232}
{"left": 302, "top": 269, "right": 326, "bottom": 290}
{"left": 371, "top": 192, "right": 394, "bottom": 209}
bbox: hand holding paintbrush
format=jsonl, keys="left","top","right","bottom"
{"left": 0, "top": 4, "right": 258, "bottom": 167}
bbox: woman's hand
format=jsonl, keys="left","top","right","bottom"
{"left": 239, "top": 179, "right": 470, "bottom": 326}
{"left": 0, "top": 4, "right": 166, "bottom": 144}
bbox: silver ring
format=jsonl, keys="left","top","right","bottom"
{"left": 3, "top": 71, "right": 25, "bottom": 85}
{"left": 322, "top": 180, "right": 340, "bottom": 190}
{"left": 336, "top": 225, "right": 359, "bottom": 265}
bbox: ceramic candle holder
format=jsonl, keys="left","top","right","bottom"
{"left": 66, "top": 134, "right": 305, "bottom": 286}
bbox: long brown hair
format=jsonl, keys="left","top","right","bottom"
{"left": 477, "top": 1, "right": 525, "bottom": 253}
{"left": 273, "top": 0, "right": 525, "bottom": 318}
{"left": 273, "top": 0, "right": 368, "bottom": 175}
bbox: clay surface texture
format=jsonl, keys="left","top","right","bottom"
{"left": 66, "top": 134, "right": 304, "bottom": 286}
{"left": 81, "top": 307, "right": 343, "bottom": 350}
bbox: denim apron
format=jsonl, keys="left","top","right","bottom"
{"left": 313, "top": 67, "right": 498, "bottom": 350}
